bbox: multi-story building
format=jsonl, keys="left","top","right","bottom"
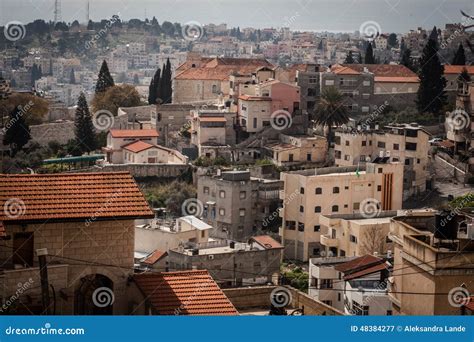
{"left": 102, "top": 129, "right": 160, "bottom": 164}
{"left": 334, "top": 123, "right": 430, "bottom": 199}
{"left": 197, "top": 170, "right": 283, "bottom": 240}
{"left": 167, "top": 235, "right": 283, "bottom": 287}
{"left": 264, "top": 134, "right": 327, "bottom": 166}
{"left": 318, "top": 211, "right": 397, "bottom": 258}
{"left": 279, "top": 161, "right": 404, "bottom": 261}
{"left": 309, "top": 255, "right": 392, "bottom": 315}
{"left": 388, "top": 210, "right": 474, "bottom": 315}
{"left": 296, "top": 64, "right": 322, "bottom": 113}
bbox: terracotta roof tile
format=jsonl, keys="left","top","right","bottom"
{"left": 334, "top": 255, "right": 383, "bottom": 273}
{"left": 122, "top": 141, "right": 155, "bottom": 153}
{"left": 343, "top": 262, "right": 388, "bottom": 281}
{"left": 110, "top": 129, "right": 159, "bottom": 138}
{"left": 250, "top": 235, "right": 283, "bottom": 249}
{"left": 134, "top": 270, "right": 238, "bottom": 315}
{"left": 340, "top": 64, "right": 417, "bottom": 78}
{"left": 142, "top": 250, "right": 167, "bottom": 265}
{"left": 0, "top": 172, "right": 154, "bottom": 223}
{"left": 444, "top": 65, "right": 474, "bottom": 75}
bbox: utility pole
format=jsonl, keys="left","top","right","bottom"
{"left": 37, "top": 248, "right": 51, "bottom": 315}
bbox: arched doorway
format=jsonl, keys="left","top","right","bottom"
{"left": 74, "top": 274, "right": 114, "bottom": 315}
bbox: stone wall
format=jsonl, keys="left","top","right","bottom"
{"left": 223, "top": 285, "right": 343, "bottom": 315}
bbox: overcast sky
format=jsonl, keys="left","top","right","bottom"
{"left": 1, "top": 0, "right": 474, "bottom": 33}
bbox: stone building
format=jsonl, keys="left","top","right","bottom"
{"left": 197, "top": 170, "right": 283, "bottom": 240}
{"left": 0, "top": 172, "right": 153, "bottom": 315}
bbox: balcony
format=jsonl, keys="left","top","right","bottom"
{"left": 320, "top": 235, "right": 339, "bottom": 248}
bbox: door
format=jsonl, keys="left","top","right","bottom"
{"left": 13, "top": 232, "right": 34, "bottom": 267}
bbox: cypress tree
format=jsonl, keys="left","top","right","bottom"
{"left": 400, "top": 48, "right": 414, "bottom": 71}
{"left": 364, "top": 43, "right": 376, "bottom": 64}
{"left": 148, "top": 67, "right": 161, "bottom": 104}
{"left": 95, "top": 60, "right": 115, "bottom": 94}
{"left": 416, "top": 27, "right": 447, "bottom": 114}
{"left": 157, "top": 63, "right": 166, "bottom": 104}
{"left": 344, "top": 51, "right": 355, "bottom": 64}
{"left": 452, "top": 44, "right": 466, "bottom": 65}
{"left": 74, "top": 92, "right": 97, "bottom": 153}
{"left": 3, "top": 106, "right": 31, "bottom": 156}
{"left": 164, "top": 58, "right": 172, "bottom": 103}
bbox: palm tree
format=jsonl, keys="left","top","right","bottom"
{"left": 313, "top": 86, "right": 350, "bottom": 149}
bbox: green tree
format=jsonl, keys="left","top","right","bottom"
{"left": 92, "top": 84, "right": 141, "bottom": 115}
{"left": 400, "top": 48, "right": 415, "bottom": 72}
{"left": 313, "top": 87, "right": 350, "bottom": 149}
{"left": 148, "top": 67, "right": 161, "bottom": 104}
{"left": 416, "top": 27, "right": 447, "bottom": 115}
{"left": 452, "top": 43, "right": 466, "bottom": 65}
{"left": 95, "top": 60, "right": 115, "bottom": 94}
{"left": 387, "top": 33, "right": 398, "bottom": 48}
{"left": 344, "top": 51, "right": 355, "bottom": 64}
{"left": 3, "top": 106, "right": 31, "bottom": 156}
{"left": 74, "top": 92, "right": 97, "bottom": 153}
{"left": 364, "top": 42, "right": 376, "bottom": 64}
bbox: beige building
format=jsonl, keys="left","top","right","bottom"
{"left": 279, "top": 162, "right": 404, "bottom": 261}
{"left": 122, "top": 141, "right": 188, "bottom": 164}
{"left": 318, "top": 211, "right": 397, "bottom": 258}
{"left": 265, "top": 134, "right": 327, "bottom": 166}
{"left": 103, "top": 129, "right": 159, "bottom": 164}
{"left": 388, "top": 209, "right": 474, "bottom": 315}
{"left": 334, "top": 123, "right": 430, "bottom": 199}
{"left": 0, "top": 172, "right": 153, "bottom": 315}
{"left": 238, "top": 95, "right": 272, "bottom": 133}
{"left": 135, "top": 216, "right": 212, "bottom": 255}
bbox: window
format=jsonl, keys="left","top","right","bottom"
{"left": 253, "top": 118, "right": 257, "bottom": 128}
{"left": 300, "top": 187, "right": 305, "bottom": 194}
{"left": 309, "top": 76, "right": 318, "bottom": 84}
{"left": 212, "top": 84, "right": 218, "bottom": 93}
{"left": 239, "top": 209, "right": 246, "bottom": 216}
{"left": 325, "top": 79, "right": 335, "bottom": 86}
{"left": 201, "top": 230, "right": 205, "bottom": 238}
{"left": 335, "top": 150, "right": 341, "bottom": 159}
{"left": 253, "top": 261, "right": 261, "bottom": 267}
{"left": 299, "top": 205, "right": 304, "bottom": 213}
{"left": 377, "top": 185, "right": 382, "bottom": 191}
{"left": 345, "top": 140, "right": 350, "bottom": 146}
{"left": 314, "top": 225, "right": 321, "bottom": 232}
{"left": 360, "top": 155, "right": 366, "bottom": 162}
{"left": 377, "top": 141, "right": 385, "bottom": 148}
{"left": 286, "top": 221, "right": 296, "bottom": 230}
{"left": 315, "top": 188, "right": 322, "bottom": 195}
{"left": 353, "top": 202, "right": 360, "bottom": 210}
{"left": 219, "top": 208, "right": 225, "bottom": 216}
{"left": 362, "top": 141, "right": 367, "bottom": 146}
{"left": 350, "top": 235, "right": 358, "bottom": 243}
{"left": 298, "top": 222, "right": 304, "bottom": 232}
{"left": 219, "top": 190, "right": 226, "bottom": 198}
{"left": 314, "top": 206, "right": 321, "bottom": 213}
{"left": 333, "top": 187, "right": 340, "bottom": 194}
{"left": 307, "top": 88, "right": 317, "bottom": 96}
{"left": 312, "top": 248, "right": 320, "bottom": 256}
{"left": 352, "top": 301, "right": 369, "bottom": 315}
{"left": 203, "top": 186, "right": 210, "bottom": 194}
{"left": 378, "top": 168, "right": 383, "bottom": 173}
{"left": 239, "top": 191, "right": 246, "bottom": 199}
{"left": 307, "top": 153, "right": 312, "bottom": 161}
{"left": 393, "top": 143, "right": 399, "bottom": 150}
{"left": 332, "top": 205, "right": 339, "bottom": 212}
{"left": 363, "top": 80, "right": 371, "bottom": 86}
{"left": 320, "top": 279, "right": 333, "bottom": 289}
{"left": 406, "top": 142, "right": 417, "bottom": 151}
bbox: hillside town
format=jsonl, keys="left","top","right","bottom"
{"left": 0, "top": 7, "right": 474, "bottom": 317}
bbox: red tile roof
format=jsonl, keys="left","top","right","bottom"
{"left": 0, "top": 172, "right": 154, "bottom": 223}
{"left": 134, "top": 270, "right": 238, "bottom": 315}
{"left": 444, "top": 65, "right": 474, "bottom": 75}
{"left": 343, "top": 262, "right": 388, "bottom": 281}
{"left": 335, "top": 255, "right": 383, "bottom": 274}
{"left": 142, "top": 250, "right": 167, "bottom": 265}
{"left": 238, "top": 95, "right": 272, "bottom": 101}
{"left": 122, "top": 141, "right": 155, "bottom": 153}
{"left": 250, "top": 235, "right": 284, "bottom": 249}
{"left": 110, "top": 129, "right": 159, "bottom": 138}
{"left": 198, "top": 117, "right": 227, "bottom": 123}
{"left": 339, "top": 64, "right": 418, "bottom": 78}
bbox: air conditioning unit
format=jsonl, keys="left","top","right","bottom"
{"left": 385, "top": 151, "right": 391, "bottom": 157}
